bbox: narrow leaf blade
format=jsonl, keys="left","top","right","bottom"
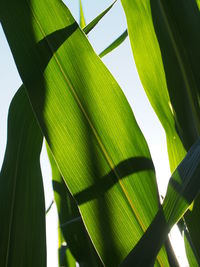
{"left": 99, "top": 30, "right": 128, "bottom": 58}
{"left": 83, "top": 0, "right": 117, "bottom": 34}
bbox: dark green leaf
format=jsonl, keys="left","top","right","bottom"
{"left": 58, "top": 228, "right": 76, "bottom": 267}
{"left": 46, "top": 144, "right": 103, "bottom": 266}
{"left": 0, "top": 87, "right": 46, "bottom": 266}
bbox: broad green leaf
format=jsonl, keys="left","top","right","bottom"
{"left": 1, "top": 0, "right": 169, "bottom": 265}
{"left": 99, "top": 30, "right": 128, "bottom": 58}
{"left": 121, "top": 0, "right": 200, "bottom": 262}
{"left": 83, "top": 1, "right": 117, "bottom": 34}
{"left": 121, "top": 139, "right": 200, "bottom": 266}
{"left": 79, "top": 0, "right": 86, "bottom": 28}
{"left": 0, "top": 87, "right": 46, "bottom": 266}
{"left": 46, "top": 144, "right": 103, "bottom": 266}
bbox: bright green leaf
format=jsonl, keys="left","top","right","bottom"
{"left": 121, "top": 0, "right": 200, "bottom": 262}
{"left": 99, "top": 29, "right": 128, "bottom": 58}
{"left": 79, "top": 0, "right": 86, "bottom": 28}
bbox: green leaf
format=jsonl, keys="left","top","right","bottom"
{"left": 83, "top": 0, "right": 117, "bottom": 34}
{"left": 196, "top": 0, "right": 200, "bottom": 10}
{"left": 0, "top": 87, "right": 46, "bottom": 266}
{"left": 121, "top": 0, "right": 200, "bottom": 262}
{"left": 1, "top": 0, "right": 169, "bottom": 265}
{"left": 58, "top": 228, "right": 76, "bottom": 267}
{"left": 184, "top": 195, "right": 200, "bottom": 266}
{"left": 99, "top": 29, "right": 128, "bottom": 58}
{"left": 121, "top": 138, "right": 200, "bottom": 266}
{"left": 177, "top": 219, "right": 200, "bottom": 267}
{"left": 46, "top": 144, "right": 103, "bottom": 266}
{"left": 120, "top": 0, "right": 186, "bottom": 172}
{"left": 184, "top": 231, "right": 199, "bottom": 267}
{"left": 79, "top": 0, "right": 86, "bottom": 28}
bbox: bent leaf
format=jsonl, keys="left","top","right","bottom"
{"left": 0, "top": 87, "right": 46, "bottom": 266}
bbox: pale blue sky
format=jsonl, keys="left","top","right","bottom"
{"left": 0, "top": 0, "right": 188, "bottom": 266}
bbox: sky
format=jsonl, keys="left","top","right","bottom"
{"left": 0, "top": 0, "right": 188, "bottom": 266}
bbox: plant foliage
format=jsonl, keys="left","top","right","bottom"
{"left": 1, "top": 0, "right": 200, "bottom": 266}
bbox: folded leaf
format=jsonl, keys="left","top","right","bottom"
{"left": 0, "top": 87, "right": 46, "bottom": 266}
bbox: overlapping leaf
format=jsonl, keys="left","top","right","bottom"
{"left": 47, "top": 145, "right": 103, "bottom": 266}
{"left": 1, "top": 0, "right": 169, "bottom": 265}
{"left": 121, "top": 0, "right": 200, "bottom": 263}
{"left": 58, "top": 227, "right": 76, "bottom": 267}
{"left": 121, "top": 139, "right": 200, "bottom": 266}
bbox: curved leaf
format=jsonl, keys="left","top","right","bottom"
{"left": 0, "top": 87, "right": 46, "bottom": 266}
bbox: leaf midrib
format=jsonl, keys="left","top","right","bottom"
{"left": 26, "top": 2, "right": 165, "bottom": 266}
{"left": 28, "top": 1, "right": 146, "bottom": 231}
